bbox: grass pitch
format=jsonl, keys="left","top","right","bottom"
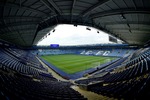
{"left": 41, "top": 54, "right": 116, "bottom": 74}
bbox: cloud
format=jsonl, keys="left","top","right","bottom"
{"left": 37, "top": 24, "right": 112, "bottom": 46}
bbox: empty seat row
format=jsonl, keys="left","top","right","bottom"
{"left": 0, "top": 72, "right": 87, "bottom": 100}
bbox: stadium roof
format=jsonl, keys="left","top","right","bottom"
{"left": 0, "top": 0, "right": 150, "bottom": 47}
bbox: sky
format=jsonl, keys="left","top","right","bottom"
{"left": 37, "top": 24, "right": 115, "bottom": 46}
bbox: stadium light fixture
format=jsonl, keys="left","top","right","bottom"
{"left": 52, "top": 29, "right": 55, "bottom": 32}
{"left": 97, "top": 31, "right": 99, "bottom": 33}
{"left": 86, "top": 27, "right": 91, "bottom": 31}
{"left": 74, "top": 24, "right": 77, "bottom": 27}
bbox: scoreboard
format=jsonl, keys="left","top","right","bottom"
{"left": 50, "top": 44, "right": 59, "bottom": 48}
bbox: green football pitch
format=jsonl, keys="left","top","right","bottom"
{"left": 41, "top": 54, "right": 117, "bottom": 74}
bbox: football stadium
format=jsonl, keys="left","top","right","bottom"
{"left": 0, "top": 0, "right": 150, "bottom": 100}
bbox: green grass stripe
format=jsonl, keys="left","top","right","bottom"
{"left": 43, "top": 55, "right": 110, "bottom": 65}
{"left": 41, "top": 54, "right": 116, "bottom": 74}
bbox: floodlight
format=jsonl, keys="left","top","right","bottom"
{"left": 53, "top": 29, "right": 55, "bottom": 32}
{"left": 86, "top": 27, "right": 91, "bottom": 31}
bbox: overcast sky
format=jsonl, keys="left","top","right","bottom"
{"left": 37, "top": 24, "right": 114, "bottom": 46}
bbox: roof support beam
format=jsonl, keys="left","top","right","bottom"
{"left": 132, "top": 0, "right": 137, "bottom": 9}
{"left": 17, "top": 30, "right": 27, "bottom": 46}
{"left": 0, "top": 28, "right": 36, "bottom": 34}
{"left": 47, "top": 0, "right": 61, "bottom": 14}
{"left": 2, "top": 1, "right": 13, "bottom": 36}
{"left": 71, "top": 0, "right": 76, "bottom": 14}
{"left": 82, "top": 0, "right": 110, "bottom": 16}
{"left": 71, "top": 0, "right": 76, "bottom": 22}
{"left": 110, "top": 29, "right": 150, "bottom": 33}
{"left": 0, "top": 2, "right": 49, "bottom": 16}
{"left": 90, "top": 8, "right": 150, "bottom": 19}
{"left": 31, "top": 25, "right": 39, "bottom": 45}
{"left": 0, "top": 16, "right": 42, "bottom": 21}
{"left": 40, "top": 0, "right": 61, "bottom": 15}
{"left": 0, "top": 21, "right": 39, "bottom": 29}
{"left": 104, "top": 21, "right": 150, "bottom": 26}
{"left": 109, "top": 28, "right": 150, "bottom": 32}
{"left": 40, "top": 0, "right": 56, "bottom": 14}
